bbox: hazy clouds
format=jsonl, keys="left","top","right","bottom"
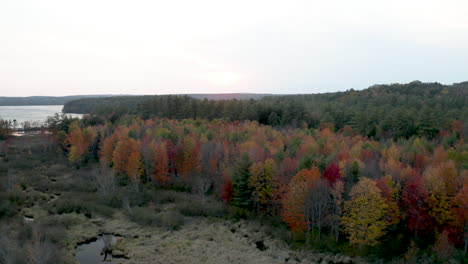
{"left": 1, "top": 0, "right": 468, "bottom": 96}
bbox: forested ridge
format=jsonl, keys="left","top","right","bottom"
{"left": 63, "top": 81, "right": 468, "bottom": 139}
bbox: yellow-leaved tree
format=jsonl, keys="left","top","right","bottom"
{"left": 249, "top": 158, "right": 277, "bottom": 211}
{"left": 126, "top": 150, "right": 143, "bottom": 188}
{"left": 341, "top": 177, "right": 389, "bottom": 249}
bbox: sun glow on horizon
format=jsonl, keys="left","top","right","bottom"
{"left": 200, "top": 71, "right": 243, "bottom": 87}
{"left": 1, "top": 1, "right": 468, "bottom": 96}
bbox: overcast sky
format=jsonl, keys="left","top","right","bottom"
{"left": 1, "top": 0, "right": 468, "bottom": 96}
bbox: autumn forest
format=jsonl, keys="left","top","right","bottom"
{"left": 0, "top": 82, "right": 467, "bottom": 263}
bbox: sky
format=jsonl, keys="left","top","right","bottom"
{"left": 1, "top": 0, "right": 468, "bottom": 97}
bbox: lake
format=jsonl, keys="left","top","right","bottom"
{"left": 0, "top": 105, "right": 82, "bottom": 128}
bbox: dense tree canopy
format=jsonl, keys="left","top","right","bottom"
{"left": 54, "top": 114, "right": 468, "bottom": 257}
{"left": 63, "top": 81, "right": 468, "bottom": 140}
{"left": 51, "top": 82, "right": 468, "bottom": 258}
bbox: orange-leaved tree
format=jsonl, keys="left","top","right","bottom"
{"left": 281, "top": 167, "right": 320, "bottom": 232}
{"left": 152, "top": 140, "right": 170, "bottom": 184}
{"left": 67, "top": 122, "right": 96, "bottom": 163}
{"left": 112, "top": 137, "right": 139, "bottom": 177}
{"left": 100, "top": 133, "right": 119, "bottom": 164}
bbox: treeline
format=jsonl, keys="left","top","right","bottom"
{"left": 0, "top": 95, "right": 113, "bottom": 106}
{"left": 187, "top": 93, "right": 268, "bottom": 100}
{"left": 63, "top": 96, "right": 152, "bottom": 116}
{"left": 63, "top": 81, "right": 468, "bottom": 139}
{"left": 56, "top": 116, "right": 467, "bottom": 260}
{"left": 62, "top": 94, "right": 268, "bottom": 114}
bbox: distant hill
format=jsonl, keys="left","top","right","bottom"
{"left": 0, "top": 94, "right": 268, "bottom": 107}
{"left": 0, "top": 95, "right": 115, "bottom": 106}
{"left": 185, "top": 93, "right": 269, "bottom": 100}
{"left": 62, "top": 94, "right": 270, "bottom": 114}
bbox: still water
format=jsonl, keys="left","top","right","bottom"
{"left": 75, "top": 235, "right": 123, "bottom": 264}
{"left": 0, "top": 105, "right": 82, "bottom": 127}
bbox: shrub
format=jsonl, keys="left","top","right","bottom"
{"left": 153, "top": 190, "right": 185, "bottom": 204}
{"left": 0, "top": 200, "right": 17, "bottom": 218}
{"left": 259, "top": 222, "right": 290, "bottom": 243}
{"left": 116, "top": 173, "right": 130, "bottom": 186}
{"left": 38, "top": 214, "right": 83, "bottom": 246}
{"left": 433, "top": 230, "right": 455, "bottom": 261}
{"left": 6, "top": 190, "right": 27, "bottom": 206}
{"left": 47, "top": 198, "right": 113, "bottom": 218}
{"left": 102, "top": 193, "right": 123, "bottom": 208}
{"left": 85, "top": 202, "right": 114, "bottom": 218}
{"left": 228, "top": 206, "right": 250, "bottom": 219}
{"left": 46, "top": 164, "right": 68, "bottom": 177}
{"left": 127, "top": 188, "right": 156, "bottom": 207}
{"left": 17, "top": 222, "right": 33, "bottom": 242}
{"left": 176, "top": 200, "right": 227, "bottom": 218}
{"left": 9, "top": 158, "right": 41, "bottom": 170}
{"left": 176, "top": 201, "right": 204, "bottom": 216}
{"left": 155, "top": 211, "right": 184, "bottom": 230}
{"left": 48, "top": 199, "right": 84, "bottom": 215}
{"left": 127, "top": 207, "right": 185, "bottom": 230}
{"left": 42, "top": 226, "right": 69, "bottom": 246}
{"left": 128, "top": 207, "right": 158, "bottom": 226}
{"left": 40, "top": 214, "right": 82, "bottom": 227}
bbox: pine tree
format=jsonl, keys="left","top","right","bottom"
{"left": 231, "top": 153, "right": 253, "bottom": 209}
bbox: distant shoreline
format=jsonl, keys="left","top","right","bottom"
{"left": 0, "top": 95, "right": 115, "bottom": 106}
{"left": 0, "top": 105, "right": 83, "bottom": 130}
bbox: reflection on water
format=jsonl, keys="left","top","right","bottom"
{"left": 11, "top": 131, "right": 51, "bottom": 137}
{"left": 75, "top": 234, "right": 123, "bottom": 264}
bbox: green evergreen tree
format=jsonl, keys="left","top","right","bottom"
{"left": 232, "top": 153, "right": 253, "bottom": 209}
